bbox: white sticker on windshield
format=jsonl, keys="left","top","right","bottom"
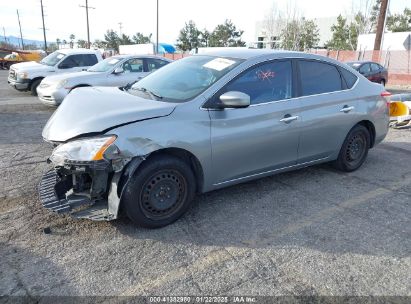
{"left": 203, "top": 58, "right": 236, "bottom": 71}
{"left": 57, "top": 54, "right": 64, "bottom": 59}
{"left": 109, "top": 59, "right": 119, "bottom": 64}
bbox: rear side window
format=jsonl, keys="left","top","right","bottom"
{"left": 371, "top": 63, "right": 381, "bottom": 72}
{"left": 298, "top": 60, "right": 342, "bottom": 96}
{"left": 221, "top": 60, "right": 293, "bottom": 105}
{"left": 339, "top": 68, "right": 358, "bottom": 89}
{"left": 146, "top": 58, "right": 169, "bottom": 72}
{"left": 82, "top": 54, "right": 98, "bottom": 66}
{"left": 359, "top": 63, "right": 371, "bottom": 74}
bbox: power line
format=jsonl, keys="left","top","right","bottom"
{"left": 79, "top": 0, "right": 95, "bottom": 48}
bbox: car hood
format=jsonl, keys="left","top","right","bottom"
{"left": 42, "top": 86, "right": 176, "bottom": 142}
{"left": 11, "top": 61, "right": 52, "bottom": 72}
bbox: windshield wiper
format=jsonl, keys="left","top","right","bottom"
{"left": 133, "top": 87, "right": 163, "bottom": 100}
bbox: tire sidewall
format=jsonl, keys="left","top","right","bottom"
{"left": 336, "top": 125, "right": 370, "bottom": 172}
{"left": 30, "top": 79, "right": 42, "bottom": 96}
{"left": 122, "top": 155, "right": 196, "bottom": 228}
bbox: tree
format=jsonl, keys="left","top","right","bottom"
{"left": 119, "top": 34, "right": 132, "bottom": 45}
{"left": 200, "top": 29, "right": 210, "bottom": 47}
{"left": 387, "top": 8, "right": 411, "bottom": 32}
{"left": 104, "top": 29, "right": 120, "bottom": 52}
{"left": 93, "top": 39, "right": 107, "bottom": 49}
{"left": 176, "top": 20, "right": 203, "bottom": 51}
{"left": 369, "top": 0, "right": 382, "bottom": 32}
{"left": 56, "top": 38, "right": 61, "bottom": 49}
{"left": 132, "top": 32, "right": 152, "bottom": 44}
{"left": 326, "top": 15, "right": 351, "bottom": 50}
{"left": 280, "top": 18, "right": 319, "bottom": 51}
{"left": 262, "top": 3, "right": 284, "bottom": 48}
{"left": 77, "top": 39, "right": 87, "bottom": 48}
{"left": 69, "top": 34, "right": 75, "bottom": 48}
{"left": 208, "top": 19, "right": 246, "bottom": 47}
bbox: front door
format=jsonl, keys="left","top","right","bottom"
{"left": 108, "top": 58, "right": 147, "bottom": 86}
{"left": 208, "top": 59, "right": 301, "bottom": 184}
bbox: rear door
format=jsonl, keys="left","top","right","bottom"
{"left": 208, "top": 59, "right": 301, "bottom": 184}
{"left": 359, "top": 63, "right": 372, "bottom": 81}
{"left": 296, "top": 60, "right": 359, "bottom": 163}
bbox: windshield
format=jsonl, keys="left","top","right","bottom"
{"left": 129, "top": 55, "right": 244, "bottom": 102}
{"left": 88, "top": 57, "right": 122, "bottom": 72}
{"left": 346, "top": 62, "right": 361, "bottom": 70}
{"left": 40, "top": 52, "right": 65, "bottom": 66}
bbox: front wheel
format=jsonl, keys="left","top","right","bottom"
{"left": 122, "top": 155, "right": 196, "bottom": 228}
{"left": 333, "top": 124, "right": 370, "bottom": 172}
{"left": 30, "top": 79, "right": 42, "bottom": 96}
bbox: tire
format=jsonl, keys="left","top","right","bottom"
{"left": 122, "top": 155, "right": 196, "bottom": 228}
{"left": 333, "top": 124, "right": 370, "bottom": 172}
{"left": 30, "top": 79, "right": 42, "bottom": 96}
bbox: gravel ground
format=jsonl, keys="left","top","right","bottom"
{"left": 0, "top": 70, "right": 410, "bottom": 297}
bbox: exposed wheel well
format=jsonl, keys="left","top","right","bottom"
{"left": 70, "top": 84, "right": 91, "bottom": 92}
{"left": 147, "top": 148, "right": 204, "bottom": 193}
{"left": 357, "top": 120, "right": 376, "bottom": 148}
{"left": 29, "top": 77, "right": 44, "bottom": 90}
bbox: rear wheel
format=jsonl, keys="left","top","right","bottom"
{"left": 30, "top": 79, "right": 42, "bottom": 96}
{"left": 333, "top": 124, "right": 370, "bottom": 172}
{"left": 122, "top": 155, "right": 196, "bottom": 228}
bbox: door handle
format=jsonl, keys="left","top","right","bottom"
{"left": 340, "top": 106, "right": 355, "bottom": 113}
{"left": 280, "top": 115, "right": 299, "bottom": 123}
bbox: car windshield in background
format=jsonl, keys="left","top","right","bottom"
{"left": 40, "top": 52, "right": 65, "bottom": 66}
{"left": 88, "top": 57, "right": 121, "bottom": 72}
{"left": 346, "top": 62, "right": 361, "bottom": 70}
{"left": 129, "top": 55, "right": 244, "bottom": 102}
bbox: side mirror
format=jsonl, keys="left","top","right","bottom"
{"left": 219, "top": 91, "right": 250, "bottom": 109}
{"left": 113, "top": 67, "right": 124, "bottom": 74}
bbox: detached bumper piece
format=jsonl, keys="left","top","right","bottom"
{"left": 39, "top": 170, "right": 91, "bottom": 213}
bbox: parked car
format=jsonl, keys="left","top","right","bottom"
{"left": 8, "top": 48, "right": 103, "bottom": 95}
{"left": 346, "top": 61, "right": 388, "bottom": 86}
{"left": 39, "top": 50, "right": 390, "bottom": 228}
{"left": 37, "top": 55, "right": 171, "bottom": 106}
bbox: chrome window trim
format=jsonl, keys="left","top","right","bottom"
{"left": 200, "top": 56, "right": 360, "bottom": 111}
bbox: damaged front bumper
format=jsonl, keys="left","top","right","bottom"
{"left": 38, "top": 159, "right": 124, "bottom": 221}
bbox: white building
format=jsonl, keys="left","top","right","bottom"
{"left": 357, "top": 32, "right": 411, "bottom": 51}
{"left": 253, "top": 16, "right": 342, "bottom": 49}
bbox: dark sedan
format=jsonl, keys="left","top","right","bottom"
{"left": 346, "top": 61, "right": 388, "bottom": 86}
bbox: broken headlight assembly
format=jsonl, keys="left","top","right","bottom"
{"left": 50, "top": 135, "right": 120, "bottom": 165}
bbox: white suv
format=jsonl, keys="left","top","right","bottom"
{"left": 8, "top": 48, "right": 103, "bottom": 95}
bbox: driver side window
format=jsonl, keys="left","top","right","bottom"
{"left": 122, "top": 58, "right": 143, "bottom": 73}
{"left": 220, "top": 60, "right": 292, "bottom": 105}
{"left": 59, "top": 55, "right": 77, "bottom": 69}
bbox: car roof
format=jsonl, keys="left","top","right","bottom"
{"left": 111, "top": 54, "right": 172, "bottom": 61}
{"left": 57, "top": 48, "right": 100, "bottom": 55}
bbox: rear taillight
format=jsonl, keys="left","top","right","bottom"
{"left": 381, "top": 91, "right": 391, "bottom": 107}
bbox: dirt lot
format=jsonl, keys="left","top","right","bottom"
{"left": 0, "top": 69, "right": 410, "bottom": 297}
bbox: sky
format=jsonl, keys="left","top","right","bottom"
{"left": 1, "top": 0, "right": 408, "bottom": 45}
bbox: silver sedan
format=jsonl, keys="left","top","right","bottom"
{"left": 36, "top": 55, "right": 171, "bottom": 106}
{"left": 40, "top": 50, "right": 390, "bottom": 228}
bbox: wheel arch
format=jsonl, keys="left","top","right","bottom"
{"left": 70, "top": 84, "right": 92, "bottom": 92}
{"left": 29, "top": 77, "right": 44, "bottom": 90}
{"left": 356, "top": 120, "right": 376, "bottom": 148}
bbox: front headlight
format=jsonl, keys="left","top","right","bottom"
{"left": 50, "top": 135, "right": 119, "bottom": 165}
{"left": 17, "top": 72, "right": 28, "bottom": 79}
{"left": 56, "top": 79, "right": 69, "bottom": 89}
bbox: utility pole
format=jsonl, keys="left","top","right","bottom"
{"left": 118, "top": 22, "right": 123, "bottom": 36}
{"left": 3, "top": 27, "right": 8, "bottom": 45}
{"left": 79, "top": 0, "right": 95, "bottom": 48}
{"left": 156, "top": 0, "right": 159, "bottom": 54}
{"left": 373, "top": 0, "right": 389, "bottom": 51}
{"left": 40, "top": 0, "right": 47, "bottom": 51}
{"left": 16, "top": 10, "right": 25, "bottom": 50}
